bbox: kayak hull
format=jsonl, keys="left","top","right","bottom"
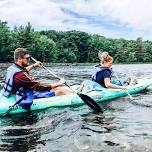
{"left": 0, "top": 77, "right": 152, "bottom": 115}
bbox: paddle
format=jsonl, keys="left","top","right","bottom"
{"left": 31, "top": 57, "right": 102, "bottom": 113}
{"left": 2, "top": 96, "right": 26, "bottom": 116}
{"left": 112, "top": 72, "right": 133, "bottom": 100}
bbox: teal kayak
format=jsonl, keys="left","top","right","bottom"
{"left": 0, "top": 77, "right": 152, "bottom": 115}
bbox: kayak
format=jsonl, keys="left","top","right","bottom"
{"left": 0, "top": 77, "right": 152, "bottom": 115}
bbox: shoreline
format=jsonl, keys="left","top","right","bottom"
{"left": 0, "top": 62, "right": 152, "bottom": 68}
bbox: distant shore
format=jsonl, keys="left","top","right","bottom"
{"left": 0, "top": 62, "right": 152, "bottom": 68}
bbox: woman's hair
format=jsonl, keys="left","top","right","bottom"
{"left": 98, "top": 51, "right": 113, "bottom": 64}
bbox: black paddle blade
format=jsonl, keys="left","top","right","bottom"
{"left": 78, "top": 93, "right": 103, "bottom": 113}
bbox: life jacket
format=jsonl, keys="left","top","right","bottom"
{"left": 91, "top": 65, "right": 113, "bottom": 88}
{"left": 91, "top": 65, "right": 112, "bottom": 82}
{"left": 2, "top": 64, "right": 33, "bottom": 108}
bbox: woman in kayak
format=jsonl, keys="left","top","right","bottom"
{"left": 2, "top": 48, "right": 73, "bottom": 109}
{"left": 91, "top": 51, "right": 127, "bottom": 89}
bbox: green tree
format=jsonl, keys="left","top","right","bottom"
{"left": 36, "top": 35, "right": 57, "bottom": 62}
{"left": 134, "top": 37, "right": 151, "bottom": 62}
{"left": 0, "top": 21, "right": 11, "bottom": 62}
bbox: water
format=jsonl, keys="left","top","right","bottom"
{"left": 0, "top": 64, "right": 152, "bottom": 152}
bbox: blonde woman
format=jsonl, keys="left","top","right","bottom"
{"left": 91, "top": 52, "right": 127, "bottom": 90}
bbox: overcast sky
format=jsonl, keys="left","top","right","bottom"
{"left": 0, "top": 0, "right": 152, "bottom": 40}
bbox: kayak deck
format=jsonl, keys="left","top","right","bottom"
{"left": 0, "top": 77, "right": 152, "bottom": 115}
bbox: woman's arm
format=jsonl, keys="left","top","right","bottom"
{"left": 104, "top": 78, "right": 126, "bottom": 90}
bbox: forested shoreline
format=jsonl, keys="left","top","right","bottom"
{"left": 0, "top": 20, "right": 152, "bottom": 63}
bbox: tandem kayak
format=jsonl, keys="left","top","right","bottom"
{"left": 0, "top": 77, "right": 152, "bottom": 115}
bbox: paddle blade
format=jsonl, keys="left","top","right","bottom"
{"left": 78, "top": 93, "right": 103, "bottom": 113}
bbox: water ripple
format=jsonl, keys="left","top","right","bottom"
{"left": 0, "top": 64, "right": 152, "bottom": 152}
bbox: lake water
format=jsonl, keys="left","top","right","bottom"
{"left": 0, "top": 64, "right": 152, "bottom": 152}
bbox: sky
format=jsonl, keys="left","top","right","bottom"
{"left": 0, "top": 0, "right": 152, "bottom": 40}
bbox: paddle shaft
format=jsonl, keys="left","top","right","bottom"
{"left": 31, "top": 57, "right": 77, "bottom": 92}
{"left": 31, "top": 57, "right": 60, "bottom": 79}
{"left": 31, "top": 57, "right": 102, "bottom": 112}
{"left": 2, "top": 96, "right": 25, "bottom": 116}
{"left": 113, "top": 72, "right": 133, "bottom": 100}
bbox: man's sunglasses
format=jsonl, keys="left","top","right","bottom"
{"left": 23, "top": 56, "right": 31, "bottom": 60}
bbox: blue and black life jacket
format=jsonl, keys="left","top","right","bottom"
{"left": 2, "top": 64, "right": 33, "bottom": 108}
{"left": 91, "top": 65, "right": 112, "bottom": 87}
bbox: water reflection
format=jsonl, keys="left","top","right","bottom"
{"left": 0, "top": 112, "right": 41, "bottom": 152}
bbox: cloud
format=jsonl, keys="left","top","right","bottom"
{"left": 58, "top": 0, "right": 152, "bottom": 39}
{"left": 0, "top": 0, "right": 69, "bottom": 29}
{"left": 0, "top": 0, "right": 152, "bottom": 40}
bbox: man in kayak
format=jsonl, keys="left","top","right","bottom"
{"left": 2, "top": 48, "right": 73, "bottom": 109}
{"left": 91, "top": 51, "right": 128, "bottom": 90}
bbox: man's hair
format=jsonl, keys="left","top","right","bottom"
{"left": 14, "top": 48, "right": 29, "bottom": 61}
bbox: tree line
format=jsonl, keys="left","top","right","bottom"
{"left": 0, "top": 20, "right": 152, "bottom": 63}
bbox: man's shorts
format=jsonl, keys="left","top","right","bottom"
{"left": 33, "top": 90, "right": 55, "bottom": 99}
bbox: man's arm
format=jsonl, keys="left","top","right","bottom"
{"left": 26, "top": 61, "right": 42, "bottom": 72}
{"left": 14, "top": 71, "right": 52, "bottom": 91}
{"left": 14, "top": 71, "right": 65, "bottom": 91}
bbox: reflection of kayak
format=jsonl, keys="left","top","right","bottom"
{"left": 0, "top": 77, "right": 152, "bottom": 115}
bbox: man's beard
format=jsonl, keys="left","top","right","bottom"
{"left": 22, "top": 62, "right": 29, "bottom": 67}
